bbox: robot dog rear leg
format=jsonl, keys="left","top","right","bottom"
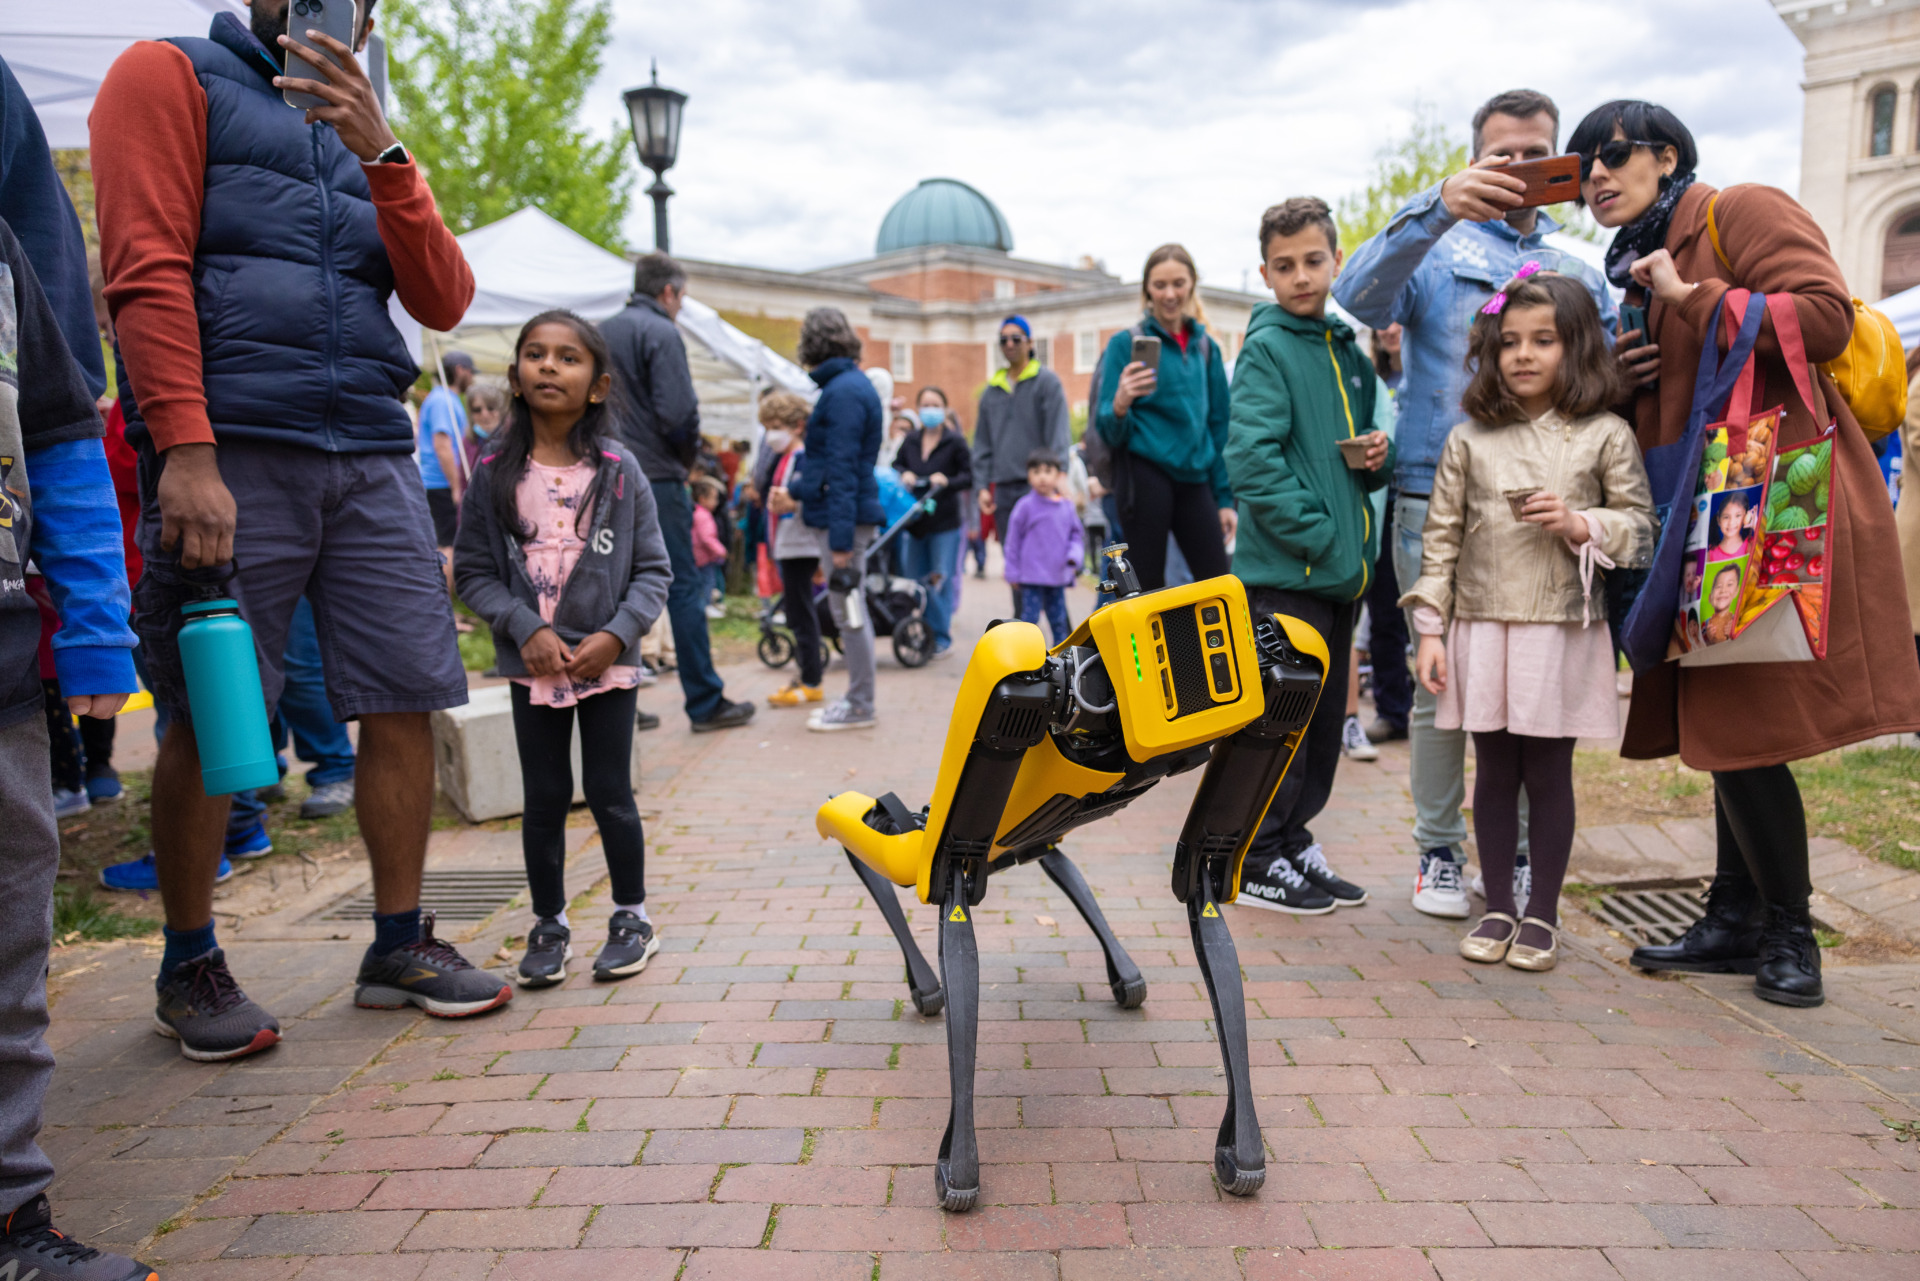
{"left": 1038, "top": 848, "right": 1147, "bottom": 1009}
{"left": 843, "top": 849, "right": 944, "bottom": 1017}
{"left": 934, "top": 861, "right": 981, "bottom": 1212}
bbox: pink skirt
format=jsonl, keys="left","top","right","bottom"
{"left": 1435, "top": 619, "right": 1619, "bottom": 740}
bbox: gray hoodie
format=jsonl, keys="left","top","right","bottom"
{"left": 972, "top": 364, "right": 1071, "bottom": 487}
{"left": 453, "top": 439, "right": 673, "bottom": 677}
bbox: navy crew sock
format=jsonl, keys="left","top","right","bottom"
{"left": 160, "top": 920, "right": 219, "bottom": 984}
{"left": 371, "top": 907, "right": 423, "bottom": 957}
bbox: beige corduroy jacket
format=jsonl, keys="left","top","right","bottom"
{"left": 1400, "top": 408, "right": 1654, "bottom": 626}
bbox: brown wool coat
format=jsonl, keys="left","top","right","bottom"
{"left": 1621, "top": 182, "right": 1920, "bottom": 769}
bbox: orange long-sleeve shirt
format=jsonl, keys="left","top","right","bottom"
{"left": 90, "top": 40, "right": 474, "bottom": 452}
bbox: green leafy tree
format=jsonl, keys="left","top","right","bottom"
{"left": 383, "top": 0, "right": 634, "bottom": 249}
{"left": 1336, "top": 103, "right": 1467, "bottom": 251}
{"left": 1337, "top": 103, "right": 1600, "bottom": 248}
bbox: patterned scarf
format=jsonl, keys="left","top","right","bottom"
{"left": 1602, "top": 172, "right": 1696, "bottom": 289}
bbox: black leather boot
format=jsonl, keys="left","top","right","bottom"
{"left": 1630, "top": 872, "right": 1763, "bottom": 974}
{"left": 1754, "top": 903, "right": 1824, "bottom": 1008}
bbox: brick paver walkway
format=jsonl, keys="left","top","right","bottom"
{"left": 44, "top": 578, "right": 1920, "bottom": 1279}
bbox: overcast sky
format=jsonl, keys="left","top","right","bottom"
{"left": 584, "top": 0, "right": 1808, "bottom": 290}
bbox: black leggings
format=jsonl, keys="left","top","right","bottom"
{"left": 1712, "top": 764, "right": 1810, "bottom": 910}
{"left": 510, "top": 682, "right": 646, "bottom": 920}
{"left": 1121, "top": 456, "right": 1229, "bottom": 591}
{"left": 779, "top": 556, "right": 825, "bottom": 687}
{"left": 1471, "top": 730, "right": 1578, "bottom": 924}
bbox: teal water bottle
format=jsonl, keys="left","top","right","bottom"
{"left": 178, "top": 597, "right": 278, "bottom": 796}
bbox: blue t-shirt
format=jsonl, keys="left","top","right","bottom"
{"left": 417, "top": 386, "right": 466, "bottom": 490}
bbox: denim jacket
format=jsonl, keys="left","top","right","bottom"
{"left": 1333, "top": 184, "right": 1616, "bottom": 497}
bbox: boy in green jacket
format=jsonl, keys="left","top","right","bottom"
{"left": 1226, "top": 197, "right": 1393, "bottom": 915}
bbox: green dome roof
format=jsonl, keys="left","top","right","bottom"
{"left": 875, "top": 178, "right": 1013, "bottom": 255}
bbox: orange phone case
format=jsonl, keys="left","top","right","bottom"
{"left": 1505, "top": 154, "right": 1582, "bottom": 208}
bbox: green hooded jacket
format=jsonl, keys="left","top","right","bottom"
{"left": 1092, "top": 313, "right": 1233, "bottom": 506}
{"left": 1225, "top": 303, "right": 1391, "bottom": 602}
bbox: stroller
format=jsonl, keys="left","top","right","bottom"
{"left": 758, "top": 493, "right": 938, "bottom": 670}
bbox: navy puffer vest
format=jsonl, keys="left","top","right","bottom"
{"left": 121, "top": 14, "right": 419, "bottom": 453}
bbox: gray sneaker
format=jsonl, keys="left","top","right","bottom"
{"left": 517, "top": 918, "right": 573, "bottom": 988}
{"left": 807, "top": 700, "right": 875, "bottom": 732}
{"left": 154, "top": 948, "right": 282, "bottom": 1062}
{"left": 300, "top": 779, "right": 355, "bottom": 819}
{"left": 356, "top": 912, "right": 512, "bottom": 1017}
{"left": 593, "top": 911, "right": 659, "bottom": 980}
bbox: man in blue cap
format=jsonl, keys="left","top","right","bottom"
{"left": 973, "top": 316, "right": 1070, "bottom": 608}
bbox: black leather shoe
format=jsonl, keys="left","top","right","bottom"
{"left": 1630, "top": 873, "right": 1763, "bottom": 974}
{"left": 1754, "top": 903, "right": 1825, "bottom": 1008}
{"left": 635, "top": 710, "right": 662, "bottom": 732}
{"left": 691, "top": 699, "right": 755, "bottom": 733}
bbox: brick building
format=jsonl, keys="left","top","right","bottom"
{"left": 682, "top": 177, "right": 1266, "bottom": 421}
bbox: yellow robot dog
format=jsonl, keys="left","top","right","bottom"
{"left": 816, "top": 545, "right": 1327, "bottom": 1211}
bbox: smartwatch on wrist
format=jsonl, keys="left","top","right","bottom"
{"left": 371, "top": 141, "right": 410, "bottom": 165}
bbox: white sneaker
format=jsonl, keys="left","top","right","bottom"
{"left": 1411, "top": 849, "right": 1470, "bottom": 919}
{"left": 1469, "top": 858, "right": 1532, "bottom": 906}
{"left": 807, "top": 700, "right": 875, "bottom": 732}
{"left": 704, "top": 604, "right": 726, "bottom": 620}
{"left": 1341, "top": 715, "right": 1379, "bottom": 761}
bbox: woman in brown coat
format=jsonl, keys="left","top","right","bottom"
{"left": 1572, "top": 99, "right": 1920, "bottom": 1008}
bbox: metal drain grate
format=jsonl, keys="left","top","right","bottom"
{"left": 312, "top": 870, "right": 527, "bottom": 922}
{"left": 1588, "top": 884, "right": 1707, "bottom": 946}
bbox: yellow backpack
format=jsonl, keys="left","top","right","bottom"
{"left": 1708, "top": 193, "right": 1907, "bottom": 441}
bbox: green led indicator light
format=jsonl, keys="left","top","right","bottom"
{"left": 1130, "top": 633, "right": 1142, "bottom": 681}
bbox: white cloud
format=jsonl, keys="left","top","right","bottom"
{"left": 586, "top": 0, "right": 1808, "bottom": 287}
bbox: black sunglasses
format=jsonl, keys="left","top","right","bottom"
{"left": 1579, "top": 139, "right": 1661, "bottom": 179}
{"left": 999, "top": 333, "right": 1028, "bottom": 346}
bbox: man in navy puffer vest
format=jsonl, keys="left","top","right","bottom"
{"left": 93, "top": 0, "right": 511, "bottom": 1064}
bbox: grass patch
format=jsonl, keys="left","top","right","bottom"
{"left": 1574, "top": 745, "right": 1920, "bottom": 872}
{"left": 52, "top": 884, "right": 155, "bottom": 943}
{"left": 456, "top": 603, "right": 495, "bottom": 672}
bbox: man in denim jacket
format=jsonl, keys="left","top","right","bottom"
{"left": 1335, "top": 89, "right": 1630, "bottom": 919}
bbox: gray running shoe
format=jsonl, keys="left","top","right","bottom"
{"left": 300, "top": 779, "right": 355, "bottom": 819}
{"left": 1, "top": 1194, "right": 157, "bottom": 1280}
{"left": 593, "top": 911, "right": 660, "bottom": 980}
{"left": 153, "top": 948, "right": 281, "bottom": 1062}
{"left": 355, "top": 912, "right": 512, "bottom": 1017}
{"left": 517, "top": 918, "right": 573, "bottom": 988}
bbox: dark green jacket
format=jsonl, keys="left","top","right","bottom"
{"left": 1225, "top": 303, "right": 1391, "bottom": 601}
{"left": 1092, "top": 314, "right": 1232, "bottom": 506}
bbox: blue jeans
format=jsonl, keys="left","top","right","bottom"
{"left": 1018, "top": 585, "right": 1071, "bottom": 645}
{"left": 275, "top": 596, "right": 354, "bottom": 787}
{"left": 902, "top": 526, "right": 961, "bottom": 647}
{"left": 653, "top": 481, "right": 727, "bottom": 722}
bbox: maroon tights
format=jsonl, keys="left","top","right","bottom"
{"left": 1470, "top": 730, "right": 1578, "bottom": 950}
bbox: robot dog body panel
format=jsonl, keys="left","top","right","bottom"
{"left": 815, "top": 556, "right": 1327, "bottom": 1209}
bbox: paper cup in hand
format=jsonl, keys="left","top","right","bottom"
{"left": 1505, "top": 489, "right": 1541, "bottom": 520}
{"left": 1337, "top": 437, "right": 1371, "bottom": 470}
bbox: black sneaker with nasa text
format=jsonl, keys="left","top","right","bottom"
{"left": 1234, "top": 854, "right": 1337, "bottom": 915}
{"left": 355, "top": 911, "right": 513, "bottom": 1017}
{"left": 1291, "top": 843, "right": 1368, "bottom": 907}
{"left": 0, "top": 1194, "right": 156, "bottom": 1280}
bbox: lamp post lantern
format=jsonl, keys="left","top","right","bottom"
{"left": 622, "top": 61, "right": 687, "bottom": 253}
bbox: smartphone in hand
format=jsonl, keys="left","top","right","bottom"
{"left": 1130, "top": 335, "right": 1162, "bottom": 372}
{"left": 283, "top": 0, "right": 361, "bottom": 111}
{"left": 1500, "top": 154, "right": 1581, "bottom": 209}
{"left": 1619, "top": 303, "right": 1648, "bottom": 343}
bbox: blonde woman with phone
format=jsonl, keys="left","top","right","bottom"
{"left": 1093, "top": 243, "right": 1235, "bottom": 590}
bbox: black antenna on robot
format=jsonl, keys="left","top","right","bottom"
{"left": 1098, "top": 543, "right": 1142, "bottom": 600}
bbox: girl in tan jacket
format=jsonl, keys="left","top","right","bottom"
{"left": 1403, "top": 272, "right": 1654, "bottom": 972}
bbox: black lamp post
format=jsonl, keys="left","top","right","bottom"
{"left": 622, "top": 61, "right": 687, "bottom": 254}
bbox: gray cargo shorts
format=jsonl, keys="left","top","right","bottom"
{"left": 132, "top": 437, "right": 469, "bottom": 725}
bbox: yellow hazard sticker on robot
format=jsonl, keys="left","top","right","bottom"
{"left": 948, "top": 905, "right": 967, "bottom": 922}
{"left": 1202, "top": 902, "right": 1219, "bottom": 917}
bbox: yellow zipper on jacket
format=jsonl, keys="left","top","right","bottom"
{"left": 1326, "top": 330, "right": 1371, "bottom": 600}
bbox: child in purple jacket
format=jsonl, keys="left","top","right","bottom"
{"left": 1003, "top": 449, "right": 1084, "bottom": 643}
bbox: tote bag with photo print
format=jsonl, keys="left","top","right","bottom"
{"left": 1619, "top": 290, "right": 1767, "bottom": 671}
{"left": 1671, "top": 293, "right": 1834, "bottom": 668}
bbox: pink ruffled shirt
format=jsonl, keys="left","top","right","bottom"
{"left": 512, "top": 459, "right": 641, "bottom": 708}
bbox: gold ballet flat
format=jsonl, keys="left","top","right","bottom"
{"left": 1505, "top": 917, "right": 1559, "bottom": 971}
{"left": 1459, "top": 912, "right": 1518, "bottom": 963}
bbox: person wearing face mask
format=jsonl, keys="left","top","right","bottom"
{"left": 893, "top": 386, "right": 973, "bottom": 658}
{"left": 1569, "top": 99, "right": 1920, "bottom": 1007}
{"left": 463, "top": 376, "right": 506, "bottom": 475}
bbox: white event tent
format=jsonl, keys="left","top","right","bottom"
{"left": 395, "top": 206, "right": 812, "bottom": 441}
